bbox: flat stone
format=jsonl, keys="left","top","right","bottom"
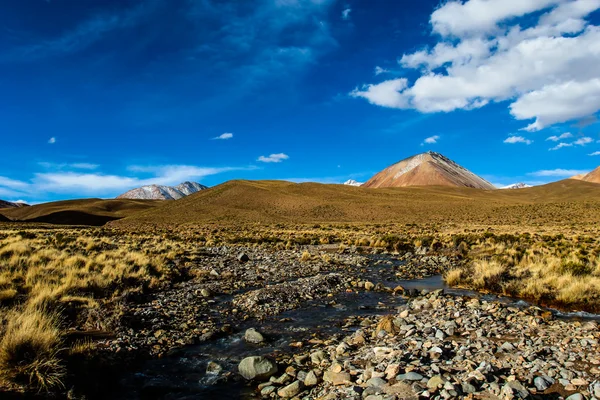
{"left": 323, "top": 370, "right": 351, "bottom": 386}
{"left": 277, "top": 380, "right": 303, "bottom": 398}
{"left": 367, "top": 377, "right": 387, "bottom": 387}
{"left": 396, "top": 372, "right": 424, "bottom": 381}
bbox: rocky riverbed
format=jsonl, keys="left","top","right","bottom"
{"left": 71, "top": 246, "right": 599, "bottom": 400}
{"left": 243, "top": 291, "right": 600, "bottom": 400}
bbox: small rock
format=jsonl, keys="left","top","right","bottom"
{"left": 244, "top": 328, "right": 265, "bottom": 344}
{"left": 206, "top": 361, "right": 222, "bottom": 375}
{"left": 427, "top": 375, "right": 445, "bottom": 390}
{"left": 367, "top": 377, "right": 387, "bottom": 387}
{"left": 277, "top": 380, "right": 303, "bottom": 398}
{"left": 365, "top": 281, "right": 375, "bottom": 291}
{"left": 565, "top": 394, "right": 584, "bottom": 400}
{"left": 238, "top": 356, "right": 277, "bottom": 380}
{"left": 396, "top": 372, "right": 424, "bottom": 381}
{"left": 323, "top": 371, "right": 351, "bottom": 386}
{"left": 238, "top": 253, "right": 250, "bottom": 263}
{"left": 304, "top": 370, "right": 318, "bottom": 386}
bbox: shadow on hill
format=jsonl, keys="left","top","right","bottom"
{"left": 23, "top": 211, "right": 122, "bottom": 226}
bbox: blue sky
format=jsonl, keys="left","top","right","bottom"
{"left": 1, "top": 0, "right": 600, "bottom": 202}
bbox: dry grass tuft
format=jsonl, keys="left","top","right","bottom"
{"left": 0, "top": 307, "right": 65, "bottom": 391}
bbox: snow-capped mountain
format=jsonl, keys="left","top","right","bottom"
{"left": 343, "top": 179, "right": 363, "bottom": 187}
{"left": 0, "top": 200, "right": 28, "bottom": 209}
{"left": 117, "top": 181, "right": 208, "bottom": 200}
{"left": 500, "top": 183, "right": 532, "bottom": 189}
{"left": 363, "top": 151, "right": 496, "bottom": 190}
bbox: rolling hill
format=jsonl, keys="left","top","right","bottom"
{"left": 0, "top": 198, "right": 160, "bottom": 226}
{"left": 110, "top": 178, "right": 600, "bottom": 229}
{"left": 363, "top": 151, "right": 496, "bottom": 190}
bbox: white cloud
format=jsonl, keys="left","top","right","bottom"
{"left": 341, "top": 7, "right": 351, "bottom": 20}
{"left": 374, "top": 66, "right": 389, "bottom": 76}
{"left": 529, "top": 168, "right": 589, "bottom": 177}
{"left": 574, "top": 136, "right": 593, "bottom": 145}
{"left": 48, "top": 137, "right": 56, "bottom": 144}
{"left": 589, "top": 151, "right": 600, "bottom": 156}
{"left": 351, "top": 0, "right": 600, "bottom": 130}
{"left": 549, "top": 142, "right": 573, "bottom": 151}
{"left": 546, "top": 132, "right": 573, "bottom": 141}
{"left": 0, "top": 164, "right": 244, "bottom": 199}
{"left": 504, "top": 136, "right": 532, "bottom": 144}
{"left": 38, "top": 162, "right": 99, "bottom": 170}
{"left": 213, "top": 132, "right": 233, "bottom": 140}
{"left": 423, "top": 135, "right": 440, "bottom": 144}
{"left": 351, "top": 79, "right": 409, "bottom": 109}
{"left": 257, "top": 153, "right": 289, "bottom": 163}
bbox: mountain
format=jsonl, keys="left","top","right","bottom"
{"left": 117, "top": 181, "right": 208, "bottom": 200}
{"left": 363, "top": 151, "right": 496, "bottom": 190}
{"left": 500, "top": 183, "right": 532, "bottom": 189}
{"left": 0, "top": 198, "right": 159, "bottom": 226}
{"left": 343, "top": 179, "right": 363, "bottom": 187}
{"left": 571, "top": 167, "right": 600, "bottom": 184}
{"left": 0, "top": 200, "right": 28, "bottom": 209}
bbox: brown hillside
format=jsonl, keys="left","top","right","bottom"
{"left": 111, "top": 179, "right": 600, "bottom": 229}
{"left": 578, "top": 166, "right": 600, "bottom": 184}
{"left": 363, "top": 152, "right": 495, "bottom": 189}
{"left": 0, "top": 198, "right": 160, "bottom": 226}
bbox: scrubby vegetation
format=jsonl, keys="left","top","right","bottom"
{"left": 443, "top": 233, "right": 600, "bottom": 312}
{"left": 1, "top": 218, "right": 600, "bottom": 394}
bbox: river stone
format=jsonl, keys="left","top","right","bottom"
{"left": 324, "top": 370, "right": 351, "bottom": 385}
{"left": 310, "top": 350, "right": 327, "bottom": 364}
{"left": 534, "top": 376, "right": 553, "bottom": 391}
{"left": 396, "top": 372, "right": 424, "bottom": 381}
{"left": 367, "top": 377, "right": 387, "bottom": 387}
{"left": 365, "top": 281, "right": 375, "bottom": 291}
{"left": 304, "top": 370, "right": 318, "bottom": 386}
{"left": 206, "top": 361, "right": 222, "bottom": 375}
{"left": 591, "top": 381, "right": 600, "bottom": 398}
{"left": 200, "top": 288, "right": 211, "bottom": 298}
{"left": 277, "top": 380, "right": 303, "bottom": 398}
{"left": 501, "top": 381, "right": 529, "bottom": 399}
{"left": 261, "top": 386, "right": 276, "bottom": 396}
{"left": 427, "top": 375, "right": 445, "bottom": 389}
{"left": 565, "top": 394, "right": 584, "bottom": 400}
{"left": 244, "top": 328, "right": 265, "bottom": 344}
{"left": 238, "top": 356, "right": 277, "bottom": 380}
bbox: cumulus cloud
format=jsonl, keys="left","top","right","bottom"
{"left": 589, "top": 151, "right": 600, "bottom": 156}
{"left": 48, "top": 137, "right": 56, "bottom": 144}
{"left": 546, "top": 132, "right": 573, "bottom": 141}
{"left": 422, "top": 135, "right": 440, "bottom": 145}
{"left": 257, "top": 153, "right": 289, "bottom": 163}
{"left": 504, "top": 136, "right": 532, "bottom": 144}
{"left": 529, "top": 168, "right": 589, "bottom": 177}
{"left": 351, "top": 0, "right": 600, "bottom": 131}
{"left": 213, "top": 132, "right": 233, "bottom": 140}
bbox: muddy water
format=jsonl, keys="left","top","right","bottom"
{"left": 113, "top": 255, "right": 600, "bottom": 400}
